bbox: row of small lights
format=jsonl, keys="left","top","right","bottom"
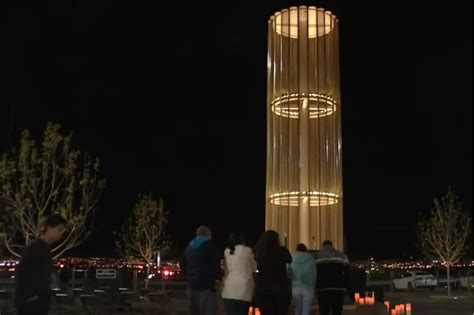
{"left": 270, "top": 191, "right": 339, "bottom": 197}
{"left": 272, "top": 106, "right": 335, "bottom": 118}
{"left": 353, "top": 260, "right": 474, "bottom": 270}
{"left": 270, "top": 93, "right": 337, "bottom": 118}
{"left": 2, "top": 259, "right": 472, "bottom": 274}
{"left": 270, "top": 191, "right": 339, "bottom": 206}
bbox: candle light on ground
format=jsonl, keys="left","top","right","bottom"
{"left": 355, "top": 293, "right": 360, "bottom": 303}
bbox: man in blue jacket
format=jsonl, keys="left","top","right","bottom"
{"left": 183, "top": 225, "right": 222, "bottom": 315}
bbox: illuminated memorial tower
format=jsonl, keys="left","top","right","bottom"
{"left": 266, "top": 6, "right": 343, "bottom": 251}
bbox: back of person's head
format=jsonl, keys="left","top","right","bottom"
{"left": 43, "top": 214, "right": 67, "bottom": 232}
{"left": 196, "top": 225, "right": 212, "bottom": 238}
{"left": 322, "top": 240, "right": 333, "bottom": 247}
{"left": 227, "top": 233, "right": 245, "bottom": 255}
{"left": 254, "top": 230, "right": 280, "bottom": 264}
{"left": 296, "top": 243, "right": 308, "bottom": 252}
{"left": 42, "top": 214, "right": 67, "bottom": 243}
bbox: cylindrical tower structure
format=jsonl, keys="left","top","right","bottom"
{"left": 266, "top": 6, "right": 343, "bottom": 251}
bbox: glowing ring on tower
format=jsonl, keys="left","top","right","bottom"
{"left": 274, "top": 7, "right": 336, "bottom": 38}
{"left": 271, "top": 93, "right": 337, "bottom": 119}
{"left": 270, "top": 191, "right": 339, "bottom": 207}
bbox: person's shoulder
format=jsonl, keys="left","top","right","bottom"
{"left": 27, "top": 239, "right": 48, "bottom": 251}
{"left": 28, "top": 239, "right": 41, "bottom": 246}
{"left": 201, "top": 239, "right": 218, "bottom": 251}
{"left": 239, "top": 245, "right": 255, "bottom": 257}
{"left": 21, "top": 239, "right": 45, "bottom": 258}
{"left": 238, "top": 245, "right": 252, "bottom": 252}
{"left": 205, "top": 239, "right": 216, "bottom": 246}
{"left": 21, "top": 241, "right": 35, "bottom": 256}
{"left": 335, "top": 249, "right": 349, "bottom": 261}
{"left": 279, "top": 246, "right": 292, "bottom": 259}
{"left": 329, "top": 249, "right": 349, "bottom": 265}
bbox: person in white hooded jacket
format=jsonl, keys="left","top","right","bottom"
{"left": 221, "top": 233, "right": 257, "bottom": 315}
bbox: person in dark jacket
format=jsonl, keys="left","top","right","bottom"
{"left": 15, "top": 214, "right": 67, "bottom": 315}
{"left": 183, "top": 225, "right": 222, "bottom": 315}
{"left": 315, "top": 240, "right": 350, "bottom": 315}
{"left": 253, "top": 230, "right": 292, "bottom": 315}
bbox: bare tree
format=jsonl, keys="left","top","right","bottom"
{"left": 115, "top": 194, "right": 170, "bottom": 289}
{"left": 418, "top": 189, "right": 471, "bottom": 296}
{"left": 0, "top": 122, "right": 106, "bottom": 258}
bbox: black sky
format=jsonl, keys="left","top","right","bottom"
{"left": 2, "top": 0, "right": 472, "bottom": 259}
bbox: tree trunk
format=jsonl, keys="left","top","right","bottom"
{"left": 447, "top": 263, "right": 451, "bottom": 297}
{"left": 468, "top": 273, "right": 472, "bottom": 293}
{"left": 145, "top": 264, "right": 150, "bottom": 290}
{"left": 161, "top": 269, "right": 165, "bottom": 291}
{"left": 71, "top": 268, "right": 75, "bottom": 292}
{"left": 133, "top": 269, "right": 138, "bottom": 292}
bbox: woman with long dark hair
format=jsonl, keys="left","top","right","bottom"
{"left": 221, "top": 233, "right": 257, "bottom": 315}
{"left": 253, "top": 230, "right": 292, "bottom": 315}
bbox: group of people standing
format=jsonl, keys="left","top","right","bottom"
{"left": 183, "top": 226, "right": 350, "bottom": 315}
{"left": 13, "top": 215, "right": 349, "bottom": 315}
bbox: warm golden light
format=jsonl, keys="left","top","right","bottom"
{"left": 266, "top": 6, "right": 343, "bottom": 251}
{"left": 273, "top": 7, "right": 336, "bottom": 38}
{"left": 271, "top": 93, "right": 337, "bottom": 119}
{"left": 270, "top": 191, "right": 338, "bottom": 207}
{"left": 355, "top": 293, "right": 360, "bottom": 303}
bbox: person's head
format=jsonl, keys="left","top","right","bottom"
{"left": 196, "top": 225, "right": 212, "bottom": 239}
{"left": 227, "top": 233, "right": 245, "bottom": 255}
{"left": 296, "top": 243, "right": 308, "bottom": 252}
{"left": 322, "top": 240, "right": 333, "bottom": 248}
{"left": 254, "top": 230, "right": 281, "bottom": 264}
{"left": 256, "top": 230, "right": 280, "bottom": 249}
{"left": 42, "top": 214, "right": 67, "bottom": 244}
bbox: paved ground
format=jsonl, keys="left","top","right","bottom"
{"left": 385, "top": 290, "right": 473, "bottom": 315}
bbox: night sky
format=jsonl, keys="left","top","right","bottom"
{"left": 2, "top": 0, "right": 472, "bottom": 259}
